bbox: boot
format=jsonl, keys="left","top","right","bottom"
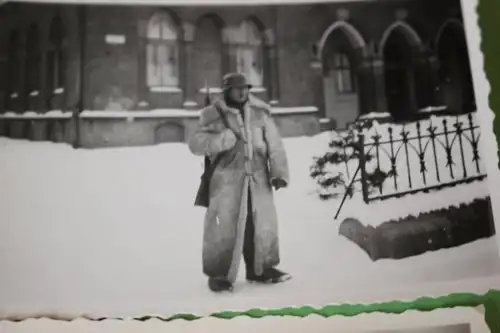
{"left": 246, "top": 267, "right": 292, "bottom": 284}
{"left": 208, "top": 277, "right": 233, "bottom": 292}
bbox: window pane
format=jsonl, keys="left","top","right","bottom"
{"left": 333, "top": 54, "right": 341, "bottom": 68}
{"left": 236, "top": 47, "right": 263, "bottom": 87}
{"left": 247, "top": 22, "right": 261, "bottom": 45}
{"left": 341, "top": 54, "right": 350, "bottom": 68}
{"left": 335, "top": 70, "right": 343, "bottom": 93}
{"left": 8, "top": 32, "right": 19, "bottom": 94}
{"left": 147, "top": 44, "right": 160, "bottom": 86}
{"left": 158, "top": 44, "right": 172, "bottom": 86}
{"left": 160, "top": 19, "right": 177, "bottom": 40}
{"left": 147, "top": 13, "right": 177, "bottom": 40}
{"left": 27, "top": 55, "right": 40, "bottom": 92}
{"left": 147, "top": 20, "right": 161, "bottom": 39}
{"left": 167, "top": 44, "right": 179, "bottom": 85}
{"left": 249, "top": 47, "right": 263, "bottom": 86}
{"left": 56, "top": 50, "right": 64, "bottom": 88}
{"left": 53, "top": 58, "right": 59, "bottom": 89}
{"left": 49, "top": 15, "right": 63, "bottom": 46}
{"left": 236, "top": 48, "right": 247, "bottom": 75}
{"left": 342, "top": 69, "right": 352, "bottom": 92}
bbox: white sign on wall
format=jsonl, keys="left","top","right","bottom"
{"left": 105, "top": 34, "right": 126, "bottom": 45}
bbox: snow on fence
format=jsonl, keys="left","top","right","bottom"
{"left": 357, "top": 112, "right": 486, "bottom": 203}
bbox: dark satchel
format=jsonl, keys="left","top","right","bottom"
{"left": 194, "top": 106, "right": 236, "bottom": 208}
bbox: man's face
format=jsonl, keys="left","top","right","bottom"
{"left": 229, "top": 86, "right": 250, "bottom": 103}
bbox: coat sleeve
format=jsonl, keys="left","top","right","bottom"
{"left": 188, "top": 109, "right": 237, "bottom": 156}
{"left": 263, "top": 113, "right": 290, "bottom": 184}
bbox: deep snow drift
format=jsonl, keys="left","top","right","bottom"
{"left": 0, "top": 124, "right": 498, "bottom": 318}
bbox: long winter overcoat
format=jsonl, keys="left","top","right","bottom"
{"left": 188, "top": 95, "right": 289, "bottom": 283}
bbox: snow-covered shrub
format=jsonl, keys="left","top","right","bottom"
{"left": 309, "top": 119, "right": 389, "bottom": 200}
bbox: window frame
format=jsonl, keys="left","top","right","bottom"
{"left": 145, "top": 12, "right": 180, "bottom": 90}
{"left": 235, "top": 19, "right": 265, "bottom": 88}
{"left": 332, "top": 52, "right": 356, "bottom": 94}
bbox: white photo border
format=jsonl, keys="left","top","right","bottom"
{"left": 0, "top": 0, "right": 499, "bottom": 321}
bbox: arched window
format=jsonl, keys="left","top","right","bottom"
{"left": 46, "top": 14, "right": 65, "bottom": 95}
{"left": 146, "top": 12, "right": 179, "bottom": 88}
{"left": 6, "top": 30, "right": 20, "bottom": 107}
{"left": 331, "top": 52, "right": 355, "bottom": 94}
{"left": 25, "top": 24, "right": 41, "bottom": 97}
{"left": 236, "top": 20, "right": 264, "bottom": 87}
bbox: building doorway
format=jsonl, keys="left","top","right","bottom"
{"left": 382, "top": 28, "right": 416, "bottom": 121}
{"left": 436, "top": 20, "right": 476, "bottom": 113}
{"left": 319, "top": 22, "right": 364, "bottom": 129}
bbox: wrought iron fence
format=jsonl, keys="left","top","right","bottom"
{"left": 357, "top": 112, "right": 486, "bottom": 203}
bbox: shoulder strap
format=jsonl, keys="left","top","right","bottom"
{"left": 214, "top": 103, "right": 241, "bottom": 141}
{"left": 204, "top": 104, "right": 237, "bottom": 171}
{"left": 214, "top": 104, "right": 230, "bottom": 129}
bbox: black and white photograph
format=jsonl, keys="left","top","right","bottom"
{"left": 0, "top": 0, "right": 499, "bottom": 319}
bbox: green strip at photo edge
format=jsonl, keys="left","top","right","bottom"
{"left": 90, "top": 291, "right": 498, "bottom": 331}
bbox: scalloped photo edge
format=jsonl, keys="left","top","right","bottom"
{"left": 0, "top": 300, "right": 494, "bottom": 333}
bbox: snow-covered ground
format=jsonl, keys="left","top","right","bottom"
{"left": 0, "top": 123, "right": 498, "bottom": 318}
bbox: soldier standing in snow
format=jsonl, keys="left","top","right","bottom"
{"left": 188, "top": 73, "right": 291, "bottom": 292}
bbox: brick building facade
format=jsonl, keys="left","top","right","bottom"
{"left": 0, "top": 0, "right": 475, "bottom": 147}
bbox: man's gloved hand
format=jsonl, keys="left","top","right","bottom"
{"left": 271, "top": 178, "right": 287, "bottom": 191}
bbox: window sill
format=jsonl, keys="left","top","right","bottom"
{"left": 250, "top": 87, "right": 266, "bottom": 93}
{"left": 197, "top": 87, "right": 266, "bottom": 94}
{"left": 150, "top": 86, "right": 182, "bottom": 93}
{"left": 198, "top": 87, "right": 223, "bottom": 94}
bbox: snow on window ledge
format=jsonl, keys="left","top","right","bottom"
{"left": 44, "top": 110, "right": 73, "bottom": 118}
{"left": 149, "top": 86, "right": 182, "bottom": 93}
{"left": 270, "top": 100, "right": 279, "bottom": 105}
{"left": 183, "top": 100, "right": 198, "bottom": 108}
{"left": 197, "top": 87, "right": 266, "bottom": 94}
{"left": 358, "top": 112, "right": 392, "bottom": 120}
{"left": 30, "top": 91, "right": 39, "bottom": 97}
{"left": 10, "top": 92, "right": 18, "bottom": 98}
{"left": 418, "top": 105, "right": 448, "bottom": 113}
{"left": 250, "top": 87, "right": 266, "bottom": 93}
{"left": 271, "top": 106, "right": 318, "bottom": 115}
{"left": 75, "top": 107, "right": 319, "bottom": 118}
{"left": 198, "top": 87, "right": 223, "bottom": 94}
{"left": 0, "top": 106, "right": 319, "bottom": 120}
{"left": 79, "top": 109, "right": 200, "bottom": 119}
{"left": 54, "top": 88, "right": 64, "bottom": 95}
{"left": 0, "top": 110, "right": 72, "bottom": 119}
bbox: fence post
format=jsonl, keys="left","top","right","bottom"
{"left": 358, "top": 133, "right": 370, "bottom": 204}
